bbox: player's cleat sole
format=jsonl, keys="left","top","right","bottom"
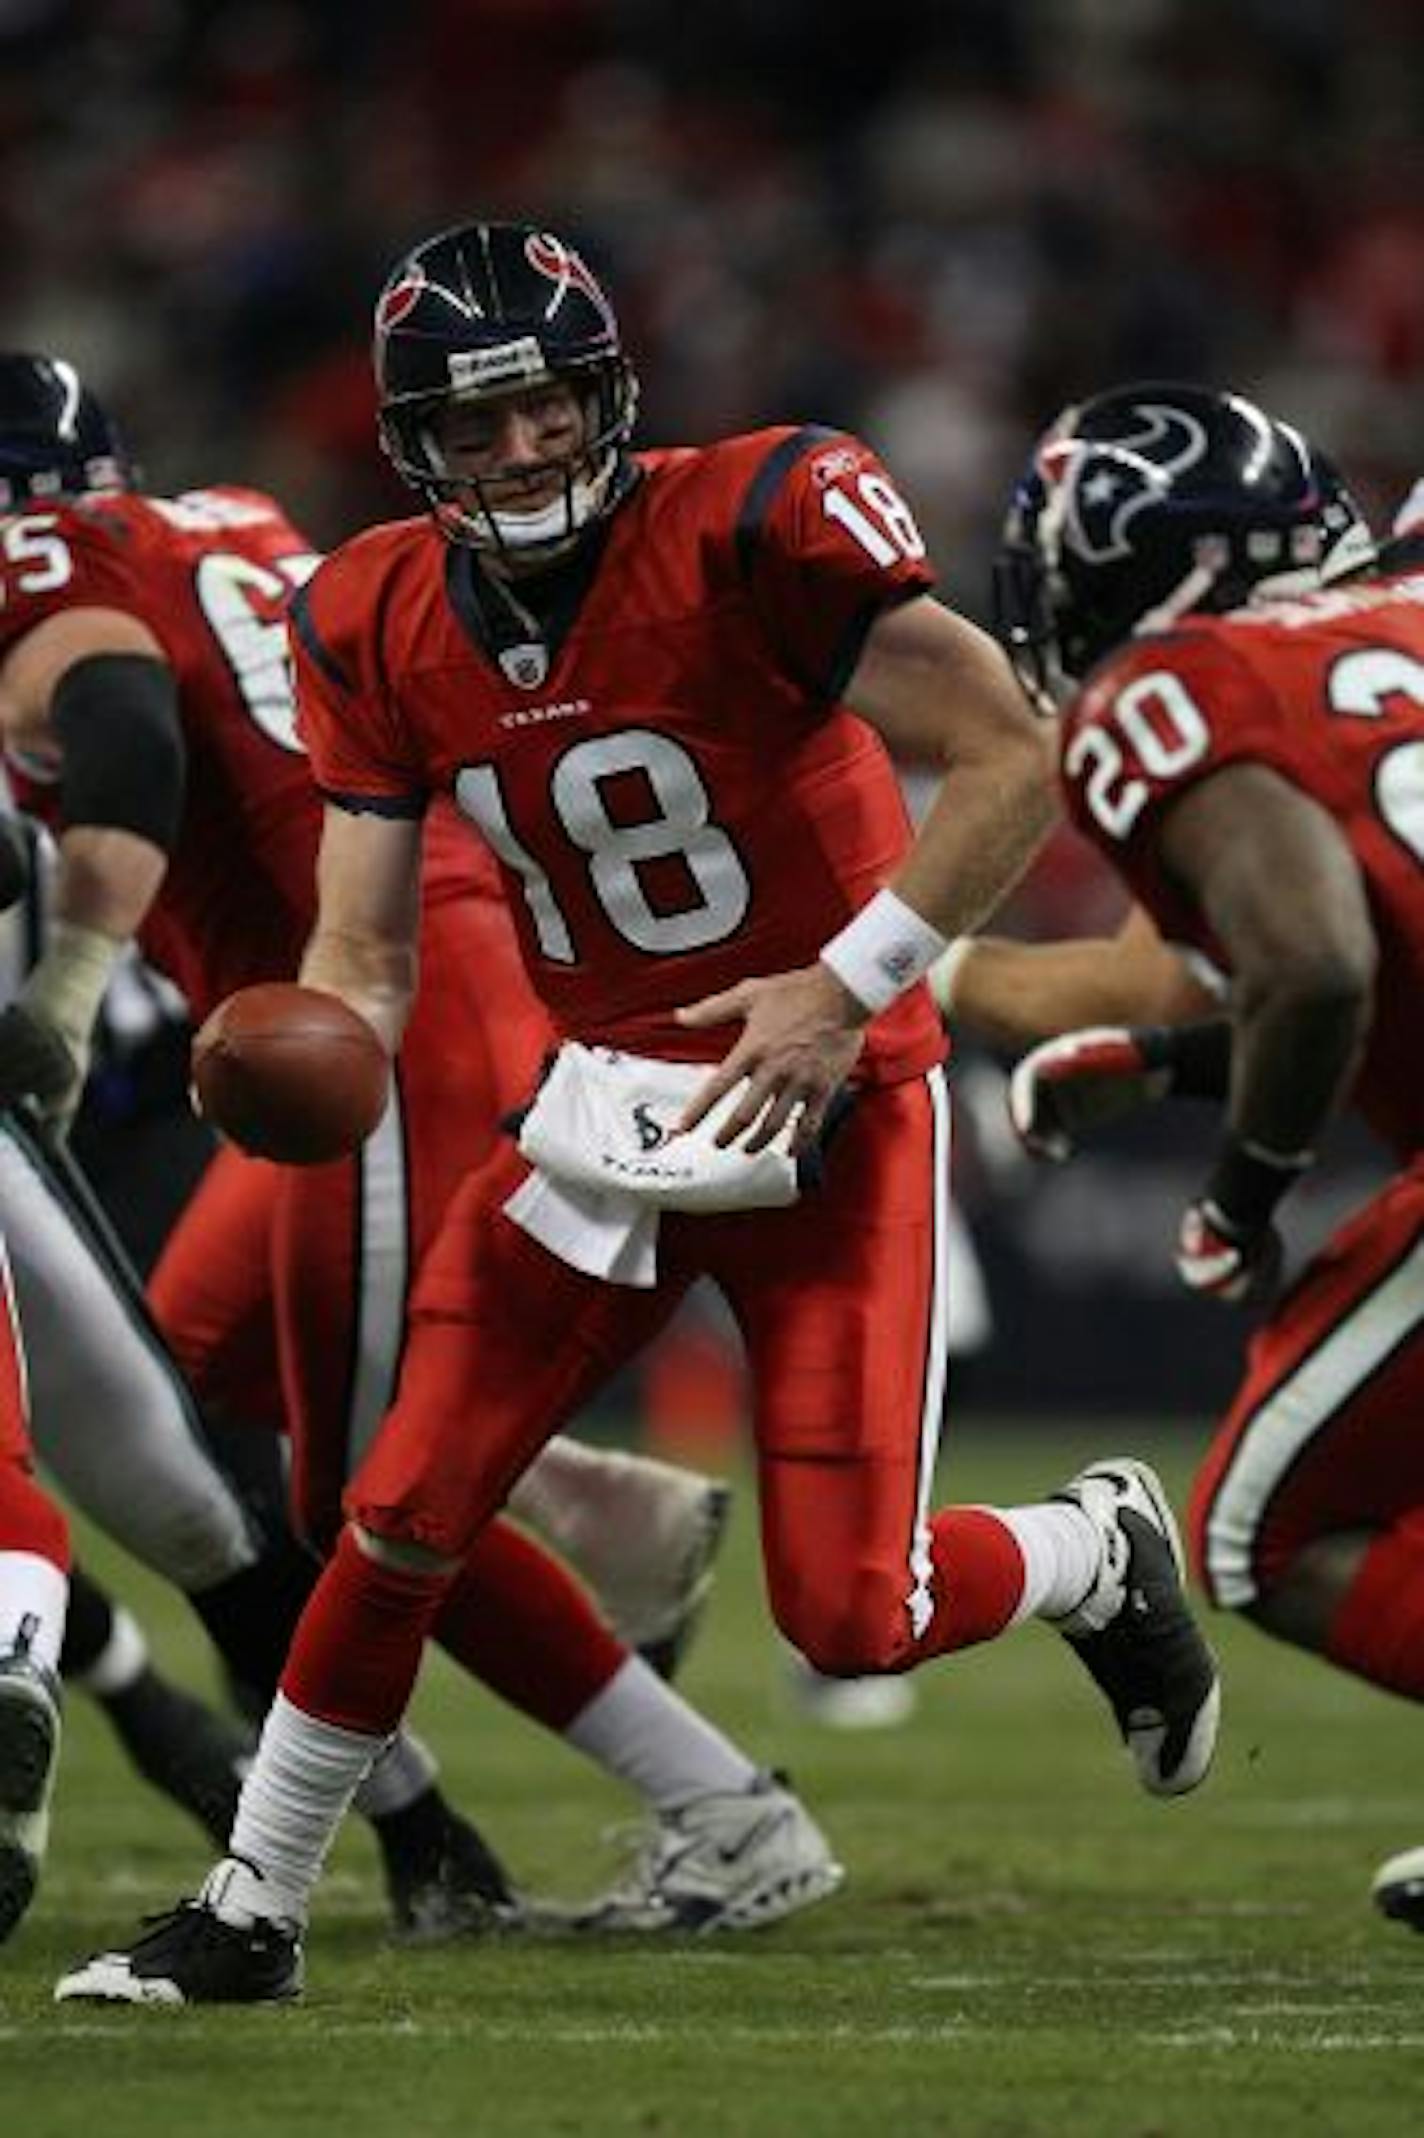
{"left": 1053, "top": 1457, "right": 1220, "bottom": 1798}
{"left": 548, "top": 1770, "right": 844, "bottom": 1935}
{"left": 0, "top": 1643, "right": 62, "bottom": 1944}
{"left": 1372, "top": 1845, "right": 1424, "bottom": 1931}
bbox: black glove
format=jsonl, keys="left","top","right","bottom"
{"left": 0, "top": 1000, "right": 89, "bottom": 1133}
{"left": 1175, "top": 1134, "right": 1311, "bottom": 1306}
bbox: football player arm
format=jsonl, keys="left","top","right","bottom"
{"left": 0, "top": 606, "right": 184, "bottom": 1125}
{"left": 935, "top": 901, "right": 1220, "bottom": 1050}
{"left": 299, "top": 804, "right": 423, "bottom": 1056}
{"left": 1155, "top": 763, "right": 1376, "bottom": 1297}
{"left": 1158, "top": 763, "right": 1375, "bottom": 1155}
{"left": 0, "top": 605, "right": 181, "bottom": 931}
{"left": 844, "top": 594, "right": 1059, "bottom": 949}
{"left": 677, "top": 597, "right": 1056, "bottom": 1154}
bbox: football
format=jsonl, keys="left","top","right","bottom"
{"left": 190, "top": 982, "right": 390, "bottom": 1164}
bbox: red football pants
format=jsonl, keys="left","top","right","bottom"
{"left": 1189, "top": 1156, "right": 1424, "bottom": 1609}
{"left": 0, "top": 1235, "right": 68, "bottom": 1567}
{"left": 347, "top": 1069, "right": 993, "bottom": 1676}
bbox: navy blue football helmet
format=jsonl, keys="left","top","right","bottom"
{"left": 0, "top": 353, "right": 135, "bottom": 509}
{"left": 994, "top": 383, "right": 1375, "bottom": 704}
{"left": 373, "top": 220, "right": 638, "bottom": 560}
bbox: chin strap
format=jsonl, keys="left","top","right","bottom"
{"left": 1132, "top": 539, "right": 1229, "bottom": 639}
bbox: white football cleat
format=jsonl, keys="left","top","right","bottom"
{"left": 0, "top": 1629, "right": 62, "bottom": 1943}
{"left": 1052, "top": 1457, "right": 1221, "bottom": 1797}
{"left": 1372, "top": 1845, "right": 1424, "bottom": 1932}
{"left": 785, "top": 1652, "right": 918, "bottom": 1731}
{"left": 557, "top": 1771, "right": 843, "bottom": 1934}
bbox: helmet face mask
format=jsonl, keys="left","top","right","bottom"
{"left": 993, "top": 383, "right": 1376, "bottom": 706}
{"left": 0, "top": 353, "right": 135, "bottom": 509}
{"left": 374, "top": 222, "right": 638, "bottom": 565}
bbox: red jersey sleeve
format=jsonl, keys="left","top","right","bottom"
{"left": 738, "top": 430, "right": 936, "bottom": 699}
{"left": 1059, "top": 625, "right": 1298, "bottom": 924}
{"left": 290, "top": 543, "right": 430, "bottom": 817}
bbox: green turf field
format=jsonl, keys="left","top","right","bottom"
{"left": 4, "top": 1419, "right": 1423, "bottom": 2136}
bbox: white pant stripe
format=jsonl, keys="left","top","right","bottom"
{"left": 1204, "top": 1231, "right": 1424, "bottom": 1607}
{"left": 348, "top": 1085, "right": 411, "bottom": 1474}
{"left": 906, "top": 1065, "right": 952, "bottom": 1640}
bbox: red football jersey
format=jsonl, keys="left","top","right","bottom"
{"left": 294, "top": 426, "right": 946, "bottom": 1083}
{"left": 0, "top": 486, "right": 323, "bottom": 1018}
{"left": 1059, "top": 566, "right": 1424, "bottom": 1156}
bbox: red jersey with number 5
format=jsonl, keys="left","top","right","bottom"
{"left": 1059, "top": 566, "right": 1424, "bottom": 1155}
{"left": 0, "top": 486, "right": 325, "bottom": 1017}
{"left": 293, "top": 425, "right": 947, "bottom": 1084}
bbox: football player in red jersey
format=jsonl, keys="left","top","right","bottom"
{"left": 0, "top": 353, "right": 814, "bottom": 1949}
{"left": 55, "top": 223, "right": 1222, "bottom": 2005}
{"left": 938, "top": 382, "right": 1424, "bottom": 1932}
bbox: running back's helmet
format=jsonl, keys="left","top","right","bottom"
{"left": 993, "top": 383, "right": 1375, "bottom": 705}
{"left": 0, "top": 353, "right": 135, "bottom": 509}
{"left": 373, "top": 220, "right": 638, "bottom": 560}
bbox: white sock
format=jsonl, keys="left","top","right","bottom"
{"left": 0, "top": 1548, "right": 68, "bottom": 1675}
{"left": 222, "top": 1692, "right": 387, "bottom": 1924}
{"left": 73, "top": 1604, "right": 148, "bottom": 1697}
{"left": 564, "top": 1654, "right": 757, "bottom": 1810}
{"left": 352, "top": 1726, "right": 439, "bottom": 1819}
{"left": 994, "top": 1502, "right": 1103, "bottom": 1626}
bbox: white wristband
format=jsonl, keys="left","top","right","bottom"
{"left": 819, "top": 889, "right": 950, "bottom": 1017}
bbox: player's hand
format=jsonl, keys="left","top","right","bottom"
{"left": 1175, "top": 1197, "right": 1283, "bottom": 1306}
{"left": 675, "top": 963, "right": 867, "bottom": 1157}
{"left": 1007, "top": 1026, "right": 1173, "bottom": 1162}
{"left": 0, "top": 1000, "right": 89, "bottom": 1136}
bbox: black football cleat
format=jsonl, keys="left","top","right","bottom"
{"left": 55, "top": 1860, "right": 302, "bottom": 2006}
{"left": 375, "top": 1789, "right": 523, "bottom": 1943}
{"left": 1052, "top": 1458, "right": 1221, "bottom": 1796}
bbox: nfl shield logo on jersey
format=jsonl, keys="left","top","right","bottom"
{"left": 499, "top": 642, "right": 549, "bottom": 690}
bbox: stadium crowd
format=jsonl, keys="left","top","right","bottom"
{"left": 2, "top": 0, "right": 1420, "bottom": 577}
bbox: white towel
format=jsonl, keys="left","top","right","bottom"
{"left": 502, "top": 1043, "right": 803, "bottom": 1287}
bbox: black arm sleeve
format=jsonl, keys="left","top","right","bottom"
{"left": 51, "top": 653, "right": 186, "bottom": 852}
{"left": 1138, "top": 1018, "right": 1233, "bottom": 1101}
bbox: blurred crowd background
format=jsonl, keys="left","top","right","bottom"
{"left": 5, "top": 0, "right": 1420, "bottom": 1412}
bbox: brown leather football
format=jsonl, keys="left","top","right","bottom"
{"left": 191, "top": 982, "right": 389, "bottom": 1164}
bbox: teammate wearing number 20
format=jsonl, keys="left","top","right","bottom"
{"left": 992, "top": 388, "right": 1424, "bottom": 1896}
